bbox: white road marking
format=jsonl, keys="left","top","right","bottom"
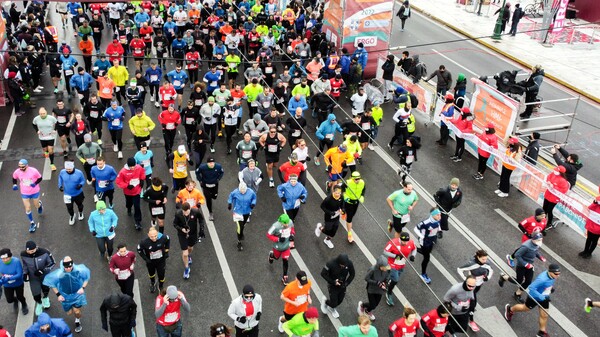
{"left": 133, "top": 279, "right": 146, "bottom": 337}
{"left": 372, "top": 145, "right": 586, "bottom": 336}
{"left": 15, "top": 286, "right": 34, "bottom": 337}
{"left": 431, "top": 48, "right": 480, "bottom": 77}
{"left": 0, "top": 108, "right": 18, "bottom": 174}
{"left": 494, "top": 208, "right": 600, "bottom": 293}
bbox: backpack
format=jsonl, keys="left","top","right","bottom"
{"left": 419, "top": 63, "right": 427, "bottom": 77}
{"left": 409, "top": 93, "right": 419, "bottom": 108}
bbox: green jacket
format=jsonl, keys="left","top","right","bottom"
{"left": 76, "top": 143, "right": 102, "bottom": 162}
{"left": 338, "top": 324, "right": 378, "bottom": 337}
{"left": 283, "top": 313, "right": 319, "bottom": 337}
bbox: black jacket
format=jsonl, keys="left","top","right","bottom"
{"left": 524, "top": 139, "right": 540, "bottom": 165}
{"left": 382, "top": 60, "right": 395, "bottom": 81}
{"left": 321, "top": 254, "right": 355, "bottom": 287}
{"left": 173, "top": 208, "right": 205, "bottom": 237}
{"left": 434, "top": 186, "right": 463, "bottom": 213}
{"left": 100, "top": 293, "right": 137, "bottom": 327}
{"left": 553, "top": 147, "right": 582, "bottom": 188}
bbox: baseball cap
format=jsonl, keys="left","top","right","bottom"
{"left": 400, "top": 232, "right": 410, "bottom": 241}
{"left": 296, "top": 271, "right": 308, "bottom": 285}
{"left": 25, "top": 241, "right": 37, "bottom": 250}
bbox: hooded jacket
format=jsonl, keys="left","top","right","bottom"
{"left": 227, "top": 188, "right": 257, "bottom": 215}
{"left": 277, "top": 181, "right": 308, "bottom": 210}
{"left": 128, "top": 112, "right": 156, "bottom": 137}
{"left": 43, "top": 262, "right": 90, "bottom": 308}
{"left": 321, "top": 254, "right": 355, "bottom": 287}
{"left": 100, "top": 293, "right": 137, "bottom": 327}
{"left": 25, "top": 313, "right": 72, "bottom": 337}
{"left": 364, "top": 256, "right": 391, "bottom": 295}
{"left": 88, "top": 202, "right": 119, "bottom": 238}
{"left": 227, "top": 286, "right": 263, "bottom": 330}
{"left": 0, "top": 257, "right": 25, "bottom": 288}
{"left": 116, "top": 165, "right": 146, "bottom": 196}
{"left": 443, "top": 281, "right": 474, "bottom": 315}
{"left": 20, "top": 248, "right": 56, "bottom": 278}
{"left": 514, "top": 240, "right": 543, "bottom": 267}
{"left": 316, "top": 114, "right": 343, "bottom": 141}
{"left": 552, "top": 147, "right": 582, "bottom": 188}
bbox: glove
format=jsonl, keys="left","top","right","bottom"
{"left": 79, "top": 158, "right": 86, "bottom": 164}
{"left": 525, "top": 263, "right": 534, "bottom": 269}
{"left": 461, "top": 306, "right": 469, "bottom": 312}
{"left": 256, "top": 312, "right": 261, "bottom": 321}
{"left": 109, "top": 226, "right": 114, "bottom": 232}
{"left": 327, "top": 165, "right": 332, "bottom": 172}
{"left": 161, "top": 124, "right": 167, "bottom": 129}
{"left": 59, "top": 186, "right": 64, "bottom": 192}
{"left": 409, "top": 255, "right": 415, "bottom": 262}
{"left": 23, "top": 273, "right": 29, "bottom": 282}
{"left": 92, "top": 231, "right": 97, "bottom": 236}
{"left": 164, "top": 251, "right": 169, "bottom": 259}
{"left": 539, "top": 255, "right": 547, "bottom": 262}
{"left": 353, "top": 152, "right": 360, "bottom": 159}
{"left": 127, "top": 184, "right": 134, "bottom": 189}
{"left": 101, "top": 324, "right": 108, "bottom": 332}
{"left": 359, "top": 196, "right": 364, "bottom": 203}
{"left": 250, "top": 204, "right": 255, "bottom": 209}
{"left": 30, "top": 183, "right": 36, "bottom": 188}
{"left": 76, "top": 184, "right": 83, "bottom": 189}
{"left": 12, "top": 184, "right": 18, "bottom": 191}
{"left": 228, "top": 203, "right": 232, "bottom": 211}
{"left": 34, "top": 270, "right": 44, "bottom": 277}
{"left": 483, "top": 275, "right": 489, "bottom": 282}
{"left": 278, "top": 236, "right": 286, "bottom": 243}
{"left": 300, "top": 199, "right": 306, "bottom": 204}
{"left": 305, "top": 156, "right": 311, "bottom": 162}
{"left": 281, "top": 197, "right": 287, "bottom": 203}
{"left": 130, "top": 320, "right": 136, "bottom": 328}
{"left": 237, "top": 316, "right": 247, "bottom": 324}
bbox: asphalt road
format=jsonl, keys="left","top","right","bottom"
{"left": 0, "top": 4, "right": 598, "bottom": 337}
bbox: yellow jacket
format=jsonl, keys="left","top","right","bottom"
{"left": 107, "top": 66, "right": 129, "bottom": 86}
{"left": 128, "top": 112, "right": 156, "bottom": 137}
{"left": 343, "top": 135, "right": 362, "bottom": 157}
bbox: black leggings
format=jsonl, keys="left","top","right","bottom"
{"left": 506, "top": 265, "right": 534, "bottom": 291}
{"left": 583, "top": 232, "right": 600, "bottom": 255}
{"left": 420, "top": 245, "right": 434, "bottom": 274}
{"left": 89, "top": 118, "right": 103, "bottom": 139}
{"left": 116, "top": 276, "right": 135, "bottom": 297}
{"left": 202, "top": 185, "right": 218, "bottom": 213}
{"left": 205, "top": 124, "right": 217, "bottom": 146}
{"left": 110, "top": 324, "right": 131, "bottom": 337}
{"left": 499, "top": 166, "right": 514, "bottom": 193}
{"left": 96, "top": 237, "right": 114, "bottom": 256}
{"left": 110, "top": 129, "right": 123, "bottom": 150}
{"left": 285, "top": 207, "right": 299, "bottom": 221}
{"left": 389, "top": 125, "right": 408, "bottom": 148}
{"left": 543, "top": 198, "right": 557, "bottom": 225}
{"left": 147, "top": 259, "right": 166, "bottom": 288}
{"left": 326, "top": 285, "right": 346, "bottom": 309}
{"left": 149, "top": 84, "right": 160, "bottom": 101}
{"left": 98, "top": 189, "right": 115, "bottom": 206}
{"left": 477, "top": 154, "right": 489, "bottom": 175}
{"left": 454, "top": 137, "right": 465, "bottom": 158}
{"left": 4, "top": 285, "right": 27, "bottom": 305}
{"left": 236, "top": 214, "right": 250, "bottom": 241}
{"left": 235, "top": 326, "right": 259, "bottom": 337}
{"left": 363, "top": 292, "right": 382, "bottom": 313}
{"left": 317, "top": 139, "right": 333, "bottom": 157}
{"left": 162, "top": 129, "right": 176, "bottom": 153}
{"left": 225, "top": 125, "right": 237, "bottom": 149}
{"left": 468, "top": 285, "right": 481, "bottom": 321}
{"left": 66, "top": 193, "right": 85, "bottom": 216}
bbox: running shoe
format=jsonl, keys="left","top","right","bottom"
{"left": 209, "top": 213, "right": 214, "bottom": 221}
{"left": 347, "top": 231, "right": 354, "bottom": 243}
{"left": 385, "top": 292, "right": 394, "bottom": 306}
{"left": 74, "top": 322, "right": 82, "bottom": 333}
{"left": 118, "top": 151, "right": 123, "bottom": 159}
{"left": 330, "top": 307, "right": 339, "bottom": 318}
{"left": 387, "top": 219, "right": 392, "bottom": 232}
{"left": 315, "top": 223, "right": 322, "bottom": 237}
{"left": 421, "top": 273, "right": 431, "bottom": 284}
{"left": 504, "top": 304, "right": 513, "bottom": 322}
{"left": 38, "top": 200, "right": 43, "bottom": 214}
{"left": 314, "top": 157, "right": 320, "bottom": 166}
{"left": 69, "top": 215, "right": 75, "bottom": 226}
{"left": 498, "top": 274, "right": 506, "bottom": 287}
{"left": 93, "top": 194, "right": 99, "bottom": 203}
{"left": 42, "top": 296, "right": 50, "bottom": 308}
{"left": 357, "top": 301, "right": 364, "bottom": 315}
{"left": 506, "top": 255, "right": 515, "bottom": 268}
{"left": 50, "top": 164, "right": 57, "bottom": 171}
{"left": 585, "top": 298, "right": 593, "bottom": 313}
{"left": 368, "top": 143, "right": 375, "bottom": 150}
{"left": 366, "top": 310, "right": 375, "bottom": 321}
{"left": 269, "top": 179, "right": 274, "bottom": 188}
{"left": 536, "top": 331, "right": 549, "bottom": 337}
{"left": 237, "top": 241, "right": 243, "bottom": 251}
{"left": 268, "top": 251, "right": 274, "bottom": 264}
{"left": 188, "top": 256, "right": 192, "bottom": 265}
{"left": 149, "top": 282, "right": 157, "bottom": 293}
{"left": 498, "top": 192, "right": 509, "bottom": 198}
{"left": 78, "top": 212, "right": 84, "bottom": 221}
{"left": 324, "top": 238, "right": 334, "bottom": 249}
{"left": 495, "top": 189, "right": 502, "bottom": 194}
{"left": 453, "top": 158, "right": 462, "bottom": 162}
{"left": 469, "top": 321, "right": 480, "bottom": 332}
{"left": 437, "top": 231, "right": 443, "bottom": 239}
{"left": 29, "top": 222, "right": 37, "bottom": 233}
{"left": 278, "top": 317, "right": 284, "bottom": 333}
{"left": 35, "top": 302, "right": 43, "bottom": 316}
{"left": 281, "top": 275, "right": 288, "bottom": 285}
{"left": 113, "top": 144, "right": 118, "bottom": 152}
{"left": 97, "top": 139, "right": 102, "bottom": 145}
{"left": 513, "top": 292, "right": 524, "bottom": 304}
{"left": 321, "top": 296, "right": 329, "bottom": 314}
{"left": 183, "top": 267, "right": 190, "bottom": 279}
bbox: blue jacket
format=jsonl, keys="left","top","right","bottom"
{"left": 167, "top": 70, "right": 189, "bottom": 90}
{"left": 514, "top": 240, "right": 543, "bottom": 267}
{"left": 88, "top": 209, "right": 118, "bottom": 238}
{"left": 227, "top": 189, "right": 257, "bottom": 215}
{"left": 340, "top": 55, "right": 351, "bottom": 74}
{"left": 171, "top": 38, "right": 187, "bottom": 52}
{"left": 145, "top": 67, "right": 163, "bottom": 85}
{"left": 58, "top": 170, "right": 85, "bottom": 197}
{"left": 60, "top": 55, "right": 78, "bottom": 71}
{"left": 91, "top": 164, "right": 118, "bottom": 192}
{"left": 316, "top": 114, "right": 343, "bottom": 140}
{"left": 277, "top": 182, "right": 307, "bottom": 210}
{"left": 67, "top": 3, "right": 82, "bottom": 16}
{"left": 103, "top": 106, "right": 125, "bottom": 130}
{"left": 203, "top": 71, "right": 221, "bottom": 90}
{"left": 93, "top": 59, "right": 111, "bottom": 75}
{"left": 352, "top": 48, "right": 368, "bottom": 70}
{"left": 134, "top": 150, "right": 154, "bottom": 175}
{"left": 197, "top": 163, "right": 224, "bottom": 185}
{"left": 25, "top": 313, "right": 72, "bottom": 337}
{"left": 287, "top": 96, "right": 309, "bottom": 115}
{"left": 69, "top": 72, "right": 94, "bottom": 92}
{"left": 213, "top": 44, "right": 227, "bottom": 56}
{"left": 0, "top": 257, "right": 24, "bottom": 288}
{"left": 288, "top": 63, "right": 307, "bottom": 79}
{"left": 163, "top": 22, "right": 178, "bottom": 38}
{"left": 440, "top": 104, "right": 455, "bottom": 127}
{"left": 527, "top": 271, "right": 556, "bottom": 302}
{"left": 43, "top": 263, "right": 90, "bottom": 309}
{"left": 416, "top": 216, "right": 441, "bottom": 247}
{"left": 134, "top": 12, "right": 150, "bottom": 27}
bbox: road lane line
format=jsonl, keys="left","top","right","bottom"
{"left": 0, "top": 108, "right": 17, "bottom": 151}
{"left": 431, "top": 48, "right": 480, "bottom": 77}
{"left": 305, "top": 171, "right": 415, "bottom": 309}
{"left": 190, "top": 172, "right": 239, "bottom": 300}
{"left": 133, "top": 279, "right": 146, "bottom": 337}
{"left": 494, "top": 208, "right": 600, "bottom": 294}
{"left": 372, "top": 145, "right": 587, "bottom": 336}
{"left": 15, "top": 286, "right": 34, "bottom": 337}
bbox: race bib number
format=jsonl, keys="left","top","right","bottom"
{"left": 130, "top": 178, "right": 140, "bottom": 187}
{"left": 98, "top": 180, "right": 108, "bottom": 188}
{"left": 164, "top": 94, "right": 171, "bottom": 101}
{"left": 173, "top": 80, "right": 181, "bottom": 87}
{"left": 262, "top": 101, "right": 271, "bottom": 108}
{"left": 90, "top": 110, "right": 99, "bottom": 118}
{"left": 150, "top": 75, "right": 159, "bottom": 82}
{"left": 185, "top": 117, "right": 195, "bottom": 125}
{"left": 361, "top": 122, "right": 371, "bottom": 129}
{"left": 265, "top": 67, "right": 273, "bottom": 74}
{"left": 164, "top": 312, "right": 178, "bottom": 323}
{"left": 300, "top": 51, "right": 307, "bottom": 57}
{"left": 86, "top": 158, "right": 96, "bottom": 165}
{"left": 102, "top": 87, "right": 112, "bottom": 94}
{"left": 233, "top": 213, "right": 244, "bottom": 221}
{"left": 112, "top": 119, "right": 121, "bottom": 126}
{"left": 242, "top": 150, "right": 252, "bottom": 158}
{"left": 267, "top": 144, "right": 278, "bottom": 152}
{"left": 228, "top": 62, "right": 237, "bottom": 69}
{"left": 57, "top": 116, "right": 67, "bottom": 123}
{"left": 406, "top": 155, "right": 414, "bottom": 164}
{"left": 149, "top": 250, "right": 163, "bottom": 259}
{"left": 186, "top": 198, "right": 196, "bottom": 206}
{"left": 195, "top": 99, "right": 203, "bottom": 106}
{"left": 117, "top": 269, "right": 131, "bottom": 280}
{"left": 142, "top": 159, "right": 151, "bottom": 167}
{"left": 93, "top": 27, "right": 100, "bottom": 33}
{"left": 292, "top": 130, "right": 301, "bottom": 137}
{"left": 63, "top": 195, "right": 72, "bottom": 203}
{"left": 401, "top": 213, "right": 411, "bottom": 223}
{"left": 433, "top": 324, "right": 446, "bottom": 332}
{"left": 250, "top": 130, "right": 260, "bottom": 138}
{"left": 176, "top": 164, "right": 186, "bottom": 172}
{"left": 325, "top": 133, "right": 334, "bottom": 140}
{"left": 296, "top": 294, "right": 307, "bottom": 304}
{"left": 280, "top": 228, "right": 291, "bottom": 238}
{"left": 151, "top": 207, "right": 164, "bottom": 215}
{"left": 166, "top": 123, "right": 175, "bottom": 130}
{"left": 210, "top": 81, "right": 218, "bottom": 87}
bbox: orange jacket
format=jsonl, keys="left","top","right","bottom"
{"left": 176, "top": 188, "right": 206, "bottom": 208}
{"left": 79, "top": 40, "right": 94, "bottom": 56}
{"left": 324, "top": 148, "right": 353, "bottom": 175}
{"left": 97, "top": 77, "right": 116, "bottom": 99}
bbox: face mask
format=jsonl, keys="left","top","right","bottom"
{"left": 85, "top": 142, "right": 92, "bottom": 147}
{"left": 533, "top": 240, "right": 542, "bottom": 247}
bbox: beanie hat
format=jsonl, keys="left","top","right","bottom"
{"left": 84, "top": 133, "right": 92, "bottom": 142}
{"left": 532, "top": 232, "right": 543, "bottom": 241}
{"left": 0, "top": 248, "right": 12, "bottom": 259}
{"left": 278, "top": 214, "right": 291, "bottom": 224}
{"left": 242, "top": 284, "right": 254, "bottom": 295}
{"left": 535, "top": 208, "right": 545, "bottom": 217}
{"left": 126, "top": 158, "right": 136, "bottom": 168}
{"left": 548, "top": 264, "right": 560, "bottom": 273}
{"left": 431, "top": 209, "right": 441, "bottom": 216}
{"left": 304, "top": 307, "right": 319, "bottom": 319}
{"left": 25, "top": 241, "right": 37, "bottom": 250}
{"left": 450, "top": 178, "right": 460, "bottom": 186}
{"left": 166, "top": 285, "right": 178, "bottom": 299}
{"left": 96, "top": 201, "right": 107, "bottom": 210}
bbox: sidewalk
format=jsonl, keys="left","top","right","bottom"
{"left": 409, "top": 0, "right": 600, "bottom": 103}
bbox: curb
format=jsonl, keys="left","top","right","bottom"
{"left": 410, "top": 4, "right": 600, "bottom": 104}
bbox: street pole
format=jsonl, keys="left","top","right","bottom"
{"left": 491, "top": 0, "right": 507, "bottom": 40}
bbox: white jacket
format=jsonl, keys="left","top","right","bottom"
{"left": 227, "top": 294, "right": 263, "bottom": 329}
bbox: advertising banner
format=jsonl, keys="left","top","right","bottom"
{"left": 0, "top": 16, "right": 7, "bottom": 106}
{"left": 469, "top": 77, "right": 519, "bottom": 140}
{"left": 552, "top": 0, "right": 571, "bottom": 33}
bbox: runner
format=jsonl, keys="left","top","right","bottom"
{"left": 341, "top": 171, "right": 365, "bottom": 243}
{"left": 277, "top": 175, "right": 307, "bottom": 222}
{"left": 84, "top": 94, "right": 104, "bottom": 145}
{"left": 154, "top": 285, "right": 191, "bottom": 337}
{"left": 383, "top": 231, "right": 416, "bottom": 306}
{"left": 516, "top": 208, "right": 547, "bottom": 243}
{"left": 158, "top": 104, "right": 182, "bottom": 155}
{"left": 236, "top": 134, "right": 259, "bottom": 171}
{"left": 91, "top": 157, "right": 118, "bottom": 206}
{"left": 76, "top": 134, "right": 102, "bottom": 186}
{"left": 176, "top": 179, "right": 206, "bottom": 209}
{"left": 20, "top": 241, "right": 55, "bottom": 316}
{"left": 58, "top": 161, "right": 86, "bottom": 226}
{"left": 420, "top": 304, "right": 452, "bottom": 337}
{"left": 142, "top": 177, "right": 169, "bottom": 231}
{"left": 282, "top": 307, "right": 319, "bottom": 337}
{"left": 238, "top": 159, "right": 263, "bottom": 193}
{"left": 455, "top": 250, "right": 494, "bottom": 332}
{"left": 199, "top": 96, "right": 221, "bottom": 153}
{"left": 135, "top": 142, "right": 155, "bottom": 187}
{"left": 386, "top": 183, "right": 419, "bottom": 239}
{"left": 116, "top": 158, "right": 147, "bottom": 230}
{"left": 137, "top": 227, "right": 170, "bottom": 293}
{"left": 12, "top": 159, "right": 43, "bottom": 232}
{"left": 315, "top": 185, "right": 344, "bottom": 249}
{"left": 320, "top": 254, "right": 355, "bottom": 318}
{"left": 259, "top": 126, "right": 287, "bottom": 187}
{"left": 173, "top": 202, "right": 205, "bottom": 279}
{"left": 196, "top": 157, "right": 225, "bottom": 220}
{"left": 99, "top": 292, "right": 137, "bottom": 337}
{"left": 500, "top": 233, "right": 546, "bottom": 304}
{"left": 433, "top": 177, "right": 463, "bottom": 238}
{"left": 357, "top": 255, "right": 391, "bottom": 321}
{"left": 227, "top": 182, "right": 257, "bottom": 251}
{"left": 0, "top": 248, "right": 29, "bottom": 315}
{"left": 129, "top": 108, "right": 155, "bottom": 150}
{"left": 323, "top": 144, "right": 352, "bottom": 191}
{"left": 267, "top": 214, "right": 296, "bottom": 285}
{"left": 168, "top": 145, "right": 192, "bottom": 193}
{"left": 181, "top": 100, "right": 200, "bottom": 150}
{"left": 278, "top": 153, "right": 306, "bottom": 184}
{"left": 108, "top": 244, "right": 136, "bottom": 297}
{"left": 43, "top": 256, "right": 90, "bottom": 333}
{"left": 504, "top": 265, "right": 561, "bottom": 337}
{"left": 315, "top": 114, "right": 343, "bottom": 166}
{"left": 227, "top": 284, "right": 262, "bottom": 337}
{"left": 32, "top": 108, "right": 58, "bottom": 171}
{"left": 103, "top": 100, "right": 126, "bottom": 159}
{"left": 415, "top": 208, "right": 442, "bottom": 284}
{"left": 52, "top": 100, "right": 74, "bottom": 158}
{"left": 443, "top": 276, "right": 476, "bottom": 335}
{"left": 397, "top": 137, "right": 420, "bottom": 186}
{"left": 278, "top": 271, "right": 312, "bottom": 333}
{"left": 389, "top": 307, "right": 421, "bottom": 337}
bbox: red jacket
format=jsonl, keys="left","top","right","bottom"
{"left": 421, "top": 308, "right": 448, "bottom": 337}
{"left": 116, "top": 165, "right": 146, "bottom": 196}
{"left": 185, "top": 51, "right": 200, "bottom": 70}
{"left": 477, "top": 132, "right": 498, "bottom": 157}
{"left": 158, "top": 110, "right": 181, "bottom": 129}
{"left": 106, "top": 43, "right": 124, "bottom": 62}
{"left": 130, "top": 39, "right": 146, "bottom": 57}
{"left": 279, "top": 162, "right": 305, "bottom": 182}
{"left": 453, "top": 117, "right": 473, "bottom": 134}
{"left": 159, "top": 86, "right": 177, "bottom": 107}
{"left": 586, "top": 202, "right": 600, "bottom": 235}
{"left": 519, "top": 216, "right": 547, "bottom": 242}
{"left": 544, "top": 172, "right": 570, "bottom": 203}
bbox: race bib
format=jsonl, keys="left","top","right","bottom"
{"left": 265, "top": 67, "right": 273, "bottom": 74}
{"left": 433, "top": 324, "right": 446, "bottom": 332}
{"left": 267, "top": 144, "right": 278, "bottom": 152}
{"left": 228, "top": 62, "right": 237, "bottom": 68}
{"left": 300, "top": 51, "right": 307, "bottom": 57}
{"left": 150, "top": 75, "right": 159, "bottom": 82}
{"left": 86, "top": 158, "right": 96, "bottom": 165}
{"left": 173, "top": 80, "right": 181, "bottom": 87}
{"left": 280, "top": 228, "right": 291, "bottom": 238}
{"left": 102, "top": 87, "right": 112, "bottom": 94}
{"left": 242, "top": 150, "right": 252, "bottom": 158}
{"left": 57, "top": 116, "right": 67, "bottom": 123}
{"left": 186, "top": 198, "right": 196, "bottom": 206}
{"left": 164, "top": 94, "right": 171, "bottom": 101}
{"left": 294, "top": 199, "right": 301, "bottom": 208}
{"left": 293, "top": 78, "right": 301, "bottom": 84}
{"left": 112, "top": 119, "right": 121, "bottom": 126}
{"left": 205, "top": 184, "right": 216, "bottom": 188}
{"left": 210, "top": 81, "right": 218, "bottom": 87}
{"left": 98, "top": 180, "right": 108, "bottom": 188}
{"left": 185, "top": 117, "right": 195, "bottom": 125}
{"left": 296, "top": 294, "right": 307, "bottom": 304}
{"left": 361, "top": 122, "right": 371, "bottom": 130}
{"left": 233, "top": 213, "right": 244, "bottom": 221}
{"left": 325, "top": 133, "right": 334, "bottom": 140}
{"left": 250, "top": 130, "right": 260, "bottom": 138}
{"left": 90, "top": 110, "right": 99, "bottom": 118}
{"left": 262, "top": 101, "right": 271, "bottom": 108}
{"left": 176, "top": 164, "right": 186, "bottom": 172}
{"left": 401, "top": 213, "right": 411, "bottom": 223}
{"left": 151, "top": 207, "right": 164, "bottom": 215}
{"left": 117, "top": 269, "right": 131, "bottom": 280}
{"left": 149, "top": 250, "right": 163, "bottom": 259}
{"left": 195, "top": 99, "right": 203, "bottom": 106}
{"left": 142, "top": 159, "right": 151, "bottom": 167}
{"left": 406, "top": 155, "right": 414, "bottom": 164}
{"left": 93, "top": 27, "right": 100, "bottom": 32}
{"left": 164, "top": 312, "right": 178, "bottom": 323}
{"left": 166, "top": 123, "right": 175, "bottom": 130}
{"left": 130, "top": 178, "right": 140, "bottom": 186}
{"left": 63, "top": 195, "right": 72, "bottom": 203}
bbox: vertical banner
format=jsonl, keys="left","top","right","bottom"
{"left": 0, "top": 16, "right": 7, "bottom": 106}
{"left": 552, "top": 0, "right": 571, "bottom": 33}
{"left": 323, "top": 0, "right": 394, "bottom": 78}
{"left": 469, "top": 78, "right": 519, "bottom": 140}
